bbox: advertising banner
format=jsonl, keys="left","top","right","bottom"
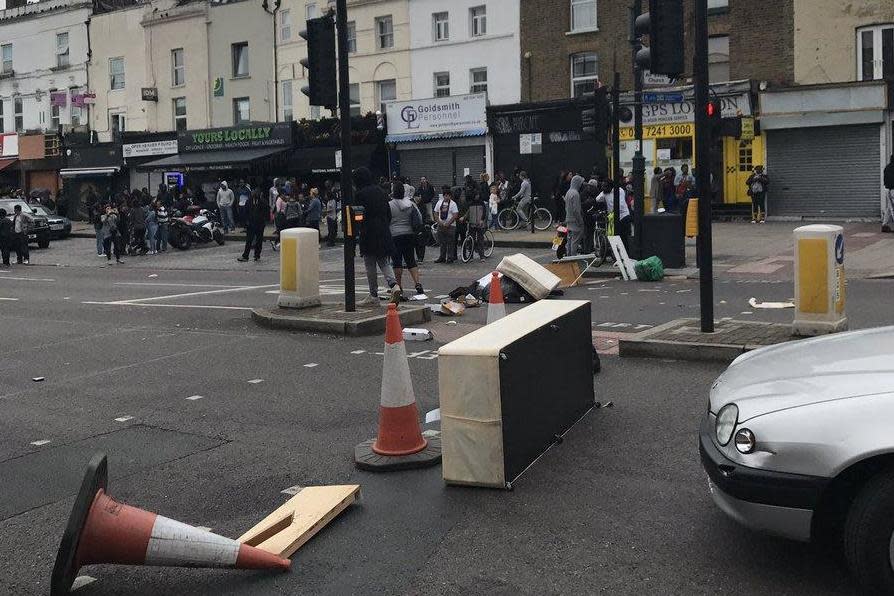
{"left": 123, "top": 140, "right": 178, "bottom": 159}
{"left": 385, "top": 93, "right": 487, "bottom": 141}
{"left": 178, "top": 122, "right": 293, "bottom": 153}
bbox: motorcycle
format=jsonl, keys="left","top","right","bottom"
{"left": 168, "top": 206, "right": 226, "bottom": 250}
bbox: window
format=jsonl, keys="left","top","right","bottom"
{"left": 69, "top": 89, "right": 81, "bottom": 126}
{"left": 310, "top": 105, "right": 321, "bottom": 119}
{"left": 282, "top": 80, "right": 293, "bottom": 121}
{"left": 433, "top": 12, "right": 449, "bottom": 42}
{"left": 2, "top": 44, "right": 13, "bottom": 74}
{"left": 377, "top": 79, "right": 396, "bottom": 113}
{"left": 470, "top": 67, "right": 487, "bottom": 94}
{"left": 349, "top": 82, "right": 360, "bottom": 117}
{"left": 376, "top": 16, "right": 394, "bottom": 49}
{"left": 470, "top": 6, "right": 486, "bottom": 37}
{"left": 56, "top": 33, "right": 69, "bottom": 68}
{"left": 708, "top": 35, "right": 730, "bottom": 83}
{"left": 305, "top": 2, "right": 317, "bottom": 20}
{"left": 232, "top": 42, "right": 249, "bottom": 78}
{"left": 110, "top": 112, "right": 126, "bottom": 135}
{"left": 0, "top": 101, "right": 4, "bottom": 132}
{"left": 233, "top": 97, "right": 250, "bottom": 124}
{"left": 280, "top": 10, "right": 291, "bottom": 41}
{"left": 434, "top": 72, "right": 450, "bottom": 97}
{"left": 570, "top": 0, "right": 596, "bottom": 31}
{"left": 570, "top": 52, "right": 598, "bottom": 97}
{"left": 857, "top": 25, "right": 894, "bottom": 81}
{"left": 14, "top": 98, "right": 22, "bottom": 130}
{"left": 51, "top": 93, "right": 60, "bottom": 129}
{"left": 109, "top": 57, "right": 125, "bottom": 90}
{"left": 173, "top": 97, "right": 187, "bottom": 131}
{"left": 346, "top": 21, "right": 357, "bottom": 53}
{"left": 171, "top": 48, "right": 185, "bottom": 86}
{"left": 707, "top": 0, "right": 728, "bottom": 11}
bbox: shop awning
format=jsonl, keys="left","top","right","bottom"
{"left": 60, "top": 167, "right": 120, "bottom": 178}
{"left": 137, "top": 147, "right": 287, "bottom": 172}
{"left": 385, "top": 128, "right": 487, "bottom": 144}
{"left": 0, "top": 158, "right": 18, "bottom": 171}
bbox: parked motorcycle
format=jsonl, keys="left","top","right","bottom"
{"left": 168, "top": 207, "right": 226, "bottom": 250}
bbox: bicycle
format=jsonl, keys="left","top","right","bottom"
{"left": 497, "top": 196, "right": 553, "bottom": 231}
{"left": 460, "top": 227, "right": 495, "bottom": 263}
{"left": 590, "top": 207, "right": 615, "bottom": 267}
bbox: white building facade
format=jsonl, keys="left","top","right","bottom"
{"left": 0, "top": 0, "right": 92, "bottom": 134}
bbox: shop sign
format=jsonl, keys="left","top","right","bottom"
{"left": 385, "top": 93, "right": 487, "bottom": 140}
{"left": 50, "top": 92, "right": 67, "bottom": 107}
{"left": 643, "top": 70, "right": 674, "bottom": 88}
{"left": 740, "top": 116, "right": 755, "bottom": 140}
{"left": 123, "top": 139, "right": 178, "bottom": 158}
{"left": 621, "top": 93, "right": 751, "bottom": 126}
{"left": 178, "top": 122, "right": 293, "bottom": 153}
{"left": 620, "top": 122, "right": 694, "bottom": 140}
{"left": 71, "top": 92, "right": 96, "bottom": 107}
{"left": 141, "top": 87, "right": 159, "bottom": 102}
{"left": 213, "top": 77, "right": 224, "bottom": 97}
{"left": 1, "top": 133, "right": 18, "bottom": 157}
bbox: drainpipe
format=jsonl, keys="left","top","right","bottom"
{"left": 264, "top": 0, "right": 281, "bottom": 122}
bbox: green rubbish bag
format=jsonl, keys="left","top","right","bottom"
{"left": 634, "top": 256, "right": 665, "bottom": 281}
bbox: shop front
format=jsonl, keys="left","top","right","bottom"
{"left": 122, "top": 133, "right": 179, "bottom": 192}
{"left": 385, "top": 93, "right": 489, "bottom": 189}
{"left": 0, "top": 133, "right": 19, "bottom": 192}
{"left": 60, "top": 140, "right": 124, "bottom": 218}
{"left": 619, "top": 80, "right": 761, "bottom": 209}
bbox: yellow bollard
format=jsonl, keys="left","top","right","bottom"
{"left": 793, "top": 224, "right": 847, "bottom": 336}
{"left": 277, "top": 228, "right": 321, "bottom": 309}
{"left": 685, "top": 198, "right": 699, "bottom": 238}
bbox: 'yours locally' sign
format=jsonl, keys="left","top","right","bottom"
{"left": 178, "top": 122, "right": 293, "bottom": 153}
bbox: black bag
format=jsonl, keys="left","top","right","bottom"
{"left": 482, "top": 277, "right": 535, "bottom": 304}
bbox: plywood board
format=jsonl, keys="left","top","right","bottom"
{"left": 238, "top": 485, "right": 360, "bottom": 558}
{"left": 545, "top": 261, "right": 582, "bottom": 288}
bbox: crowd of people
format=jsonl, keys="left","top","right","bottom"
{"left": 86, "top": 189, "right": 175, "bottom": 263}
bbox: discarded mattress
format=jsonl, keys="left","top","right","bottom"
{"left": 496, "top": 253, "right": 561, "bottom": 300}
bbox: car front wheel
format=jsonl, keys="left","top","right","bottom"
{"left": 844, "top": 470, "right": 894, "bottom": 593}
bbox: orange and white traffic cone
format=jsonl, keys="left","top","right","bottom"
{"left": 52, "top": 453, "right": 289, "bottom": 596}
{"left": 354, "top": 304, "right": 441, "bottom": 471}
{"left": 487, "top": 272, "right": 506, "bottom": 324}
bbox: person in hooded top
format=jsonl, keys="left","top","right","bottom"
{"left": 564, "top": 175, "right": 586, "bottom": 257}
{"left": 389, "top": 181, "right": 425, "bottom": 297}
{"left": 353, "top": 167, "right": 401, "bottom": 305}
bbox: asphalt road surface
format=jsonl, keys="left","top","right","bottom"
{"left": 2, "top": 235, "right": 887, "bottom": 594}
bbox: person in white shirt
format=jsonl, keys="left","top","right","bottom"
{"left": 433, "top": 189, "right": 459, "bottom": 263}
{"left": 216, "top": 181, "right": 235, "bottom": 233}
{"left": 598, "top": 181, "right": 631, "bottom": 252}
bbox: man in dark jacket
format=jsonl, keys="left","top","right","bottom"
{"left": 353, "top": 167, "right": 400, "bottom": 305}
{"left": 0, "top": 208, "right": 12, "bottom": 266}
{"left": 883, "top": 154, "right": 894, "bottom": 232}
{"left": 238, "top": 190, "right": 268, "bottom": 261}
{"left": 416, "top": 176, "right": 436, "bottom": 222}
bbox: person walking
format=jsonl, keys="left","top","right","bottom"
{"left": 674, "top": 163, "right": 695, "bottom": 219}
{"left": 100, "top": 204, "right": 123, "bottom": 263}
{"left": 304, "top": 187, "right": 322, "bottom": 239}
{"left": 884, "top": 154, "right": 894, "bottom": 233}
{"left": 353, "top": 167, "right": 400, "bottom": 305}
{"left": 512, "top": 170, "right": 532, "bottom": 221}
{"left": 216, "top": 181, "right": 235, "bottom": 233}
{"left": 11, "top": 204, "right": 32, "bottom": 265}
{"left": 389, "top": 181, "right": 425, "bottom": 297}
{"left": 324, "top": 189, "right": 338, "bottom": 247}
{"left": 129, "top": 198, "right": 147, "bottom": 255}
{"left": 0, "top": 209, "right": 12, "bottom": 267}
{"left": 89, "top": 196, "right": 104, "bottom": 257}
{"left": 488, "top": 184, "right": 499, "bottom": 230}
{"left": 417, "top": 176, "right": 436, "bottom": 222}
{"left": 649, "top": 167, "right": 663, "bottom": 212}
{"left": 746, "top": 165, "right": 769, "bottom": 224}
{"left": 599, "top": 180, "right": 631, "bottom": 252}
{"left": 155, "top": 200, "right": 169, "bottom": 252}
{"left": 145, "top": 201, "right": 159, "bottom": 255}
{"left": 564, "top": 175, "right": 586, "bottom": 256}
{"left": 236, "top": 180, "right": 251, "bottom": 227}
{"left": 433, "top": 189, "right": 459, "bottom": 263}
{"left": 237, "top": 190, "right": 267, "bottom": 262}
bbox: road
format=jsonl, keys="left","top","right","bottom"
{"left": 2, "top": 234, "right": 885, "bottom": 594}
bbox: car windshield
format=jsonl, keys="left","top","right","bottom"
{"left": 30, "top": 205, "right": 51, "bottom": 217}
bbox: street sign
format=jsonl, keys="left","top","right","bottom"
{"left": 141, "top": 87, "right": 158, "bottom": 102}
{"left": 334, "top": 149, "right": 342, "bottom": 168}
{"left": 642, "top": 92, "right": 684, "bottom": 103}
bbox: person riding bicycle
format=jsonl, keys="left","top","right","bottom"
{"left": 512, "top": 171, "right": 532, "bottom": 221}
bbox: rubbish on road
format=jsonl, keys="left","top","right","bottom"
{"left": 748, "top": 297, "right": 794, "bottom": 309}
{"left": 52, "top": 453, "right": 289, "bottom": 596}
{"left": 544, "top": 260, "right": 582, "bottom": 288}
{"left": 482, "top": 275, "right": 534, "bottom": 305}
{"left": 477, "top": 271, "right": 501, "bottom": 288}
{"left": 425, "top": 408, "right": 441, "bottom": 423}
{"left": 552, "top": 225, "right": 568, "bottom": 252}
{"left": 463, "top": 294, "right": 481, "bottom": 307}
{"left": 439, "top": 300, "right": 594, "bottom": 489}
{"left": 403, "top": 328, "right": 434, "bottom": 341}
{"left": 409, "top": 293, "right": 428, "bottom": 301}
{"left": 238, "top": 485, "right": 360, "bottom": 559}
{"left": 634, "top": 256, "right": 665, "bottom": 282}
{"left": 487, "top": 272, "right": 506, "bottom": 324}
{"left": 32, "top": 376, "right": 45, "bottom": 382}
{"left": 608, "top": 237, "right": 638, "bottom": 281}
{"left": 445, "top": 321, "right": 458, "bottom": 326}
{"left": 147, "top": 274, "right": 158, "bottom": 278}
{"left": 354, "top": 304, "right": 441, "bottom": 471}
{"left": 496, "top": 253, "right": 560, "bottom": 300}
{"left": 440, "top": 301, "right": 466, "bottom": 316}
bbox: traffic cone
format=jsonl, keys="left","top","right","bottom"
{"left": 52, "top": 453, "right": 289, "bottom": 596}
{"left": 487, "top": 272, "right": 506, "bottom": 324}
{"left": 354, "top": 304, "right": 441, "bottom": 471}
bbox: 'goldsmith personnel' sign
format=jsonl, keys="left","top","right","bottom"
{"left": 178, "top": 122, "right": 293, "bottom": 153}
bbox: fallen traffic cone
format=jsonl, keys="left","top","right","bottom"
{"left": 52, "top": 453, "right": 289, "bottom": 596}
{"left": 354, "top": 304, "right": 441, "bottom": 471}
{"left": 487, "top": 272, "right": 506, "bottom": 324}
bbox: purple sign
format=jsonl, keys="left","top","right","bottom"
{"left": 50, "top": 92, "right": 68, "bottom": 107}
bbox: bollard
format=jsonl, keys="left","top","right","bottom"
{"left": 685, "top": 198, "right": 698, "bottom": 238}
{"left": 793, "top": 224, "right": 847, "bottom": 336}
{"left": 277, "top": 228, "right": 321, "bottom": 309}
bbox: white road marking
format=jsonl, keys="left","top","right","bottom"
{"left": 0, "top": 276, "right": 55, "bottom": 282}
{"left": 30, "top": 440, "right": 51, "bottom": 446}
{"left": 247, "top": 379, "right": 264, "bottom": 384}
{"left": 740, "top": 311, "right": 753, "bottom": 315}
{"left": 82, "top": 301, "right": 253, "bottom": 311}
{"left": 114, "top": 416, "right": 134, "bottom": 422}
{"left": 186, "top": 395, "right": 204, "bottom": 401}
{"left": 114, "top": 282, "right": 251, "bottom": 288}
{"left": 350, "top": 349, "right": 366, "bottom": 354}
{"left": 303, "top": 363, "right": 319, "bottom": 368}
{"left": 97, "top": 284, "right": 278, "bottom": 305}
{"left": 0, "top": 297, "right": 19, "bottom": 301}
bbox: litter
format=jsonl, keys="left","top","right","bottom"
{"left": 32, "top": 377, "right": 45, "bottom": 382}
{"left": 440, "top": 301, "right": 466, "bottom": 316}
{"left": 446, "top": 321, "right": 458, "bottom": 326}
{"left": 748, "top": 297, "right": 794, "bottom": 309}
{"left": 403, "top": 328, "right": 434, "bottom": 341}
{"left": 409, "top": 294, "right": 428, "bottom": 301}
{"left": 425, "top": 408, "right": 441, "bottom": 423}
{"left": 147, "top": 274, "right": 158, "bottom": 278}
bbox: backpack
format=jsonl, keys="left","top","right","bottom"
{"left": 284, "top": 201, "right": 302, "bottom": 222}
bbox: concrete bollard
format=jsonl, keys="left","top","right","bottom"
{"left": 793, "top": 224, "right": 847, "bottom": 336}
{"left": 277, "top": 228, "right": 321, "bottom": 310}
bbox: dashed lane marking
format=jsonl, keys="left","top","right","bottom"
{"left": 30, "top": 440, "right": 51, "bottom": 446}
{"left": 247, "top": 379, "right": 265, "bottom": 384}
{"left": 350, "top": 350, "right": 366, "bottom": 354}
{"left": 304, "top": 363, "right": 319, "bottom": 368}
{"left": 0, "top": 297, "right": 19, "bottom": 301}
{"left": 186, "top": 395, "right": 204, "bottom": 401}
{"left": 114, "top": 416, "right": 134, "bottom": 422}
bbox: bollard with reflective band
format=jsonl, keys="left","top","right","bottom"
{"left": 793, "top": 224, "right": 847, "bottom": 336}
{"left": 685, "top": 198, "right": 698, "bottom": 238}
{"left": 277, "top": 227, "right": 321, "bottom": 309}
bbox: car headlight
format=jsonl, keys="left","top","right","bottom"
{"left": 715, "top": 404, "right": 738, "bottom": 446}
{"left": 734, "top": 428, "right": 755, "bottom": 454}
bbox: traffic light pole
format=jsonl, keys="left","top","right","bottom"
{"left": 612, "top": 72, "right": 621, "bottom": 230}
{"left": 335, "top": 0, "right": 355, "bottom": 312}
{"left": 694, "top": 0, "right": 714, "bottom": 332}
{"left": 630, "top": 0, "right": 645, "bottom": 258}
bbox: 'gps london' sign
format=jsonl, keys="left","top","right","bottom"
{"left": 178, "top": 122, "right": 293, "bottom": 153}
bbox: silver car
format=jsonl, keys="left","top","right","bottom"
{"left": 700, "top": 326, "right": 894, "bottom": 593}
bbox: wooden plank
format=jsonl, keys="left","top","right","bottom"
{"left": 237, "top": 485, "right": 360, "bottom": 559}
{"left": 544, "top": 261, "right": 582, "bottom": 288}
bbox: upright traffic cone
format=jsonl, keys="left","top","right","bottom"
{"left": 354, "top": 304, "right": 441, "bottom": 471}
{"left": 487, "top": 271, "right": 507, "bottom": 324}
{"left": 52, "top": 453, "right": 289, "bottom": 596}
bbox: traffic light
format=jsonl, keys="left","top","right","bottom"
{"left": 581, "top": 86, "right": 610, "bottom": 141}
{"left": 300, "top": 15, "right": 337, "bottom": 110}
{"left": 706, "top": 99, "right": 723, "bottom": 138}
{"left": 634, "top": 0, "right": 685, "bottom": 77}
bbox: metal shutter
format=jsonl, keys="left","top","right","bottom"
{"left": 767, "top": 125, "right": 880, "bottom": 218}
{"left": 453, "top": 146, "right": 486, "bottom": 182}
{"left": 399, "top": 148, "right": 454, "bottom": 189}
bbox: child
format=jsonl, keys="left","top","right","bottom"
{"left": 488, "top": 184, "right": 499, "bottom": 230}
